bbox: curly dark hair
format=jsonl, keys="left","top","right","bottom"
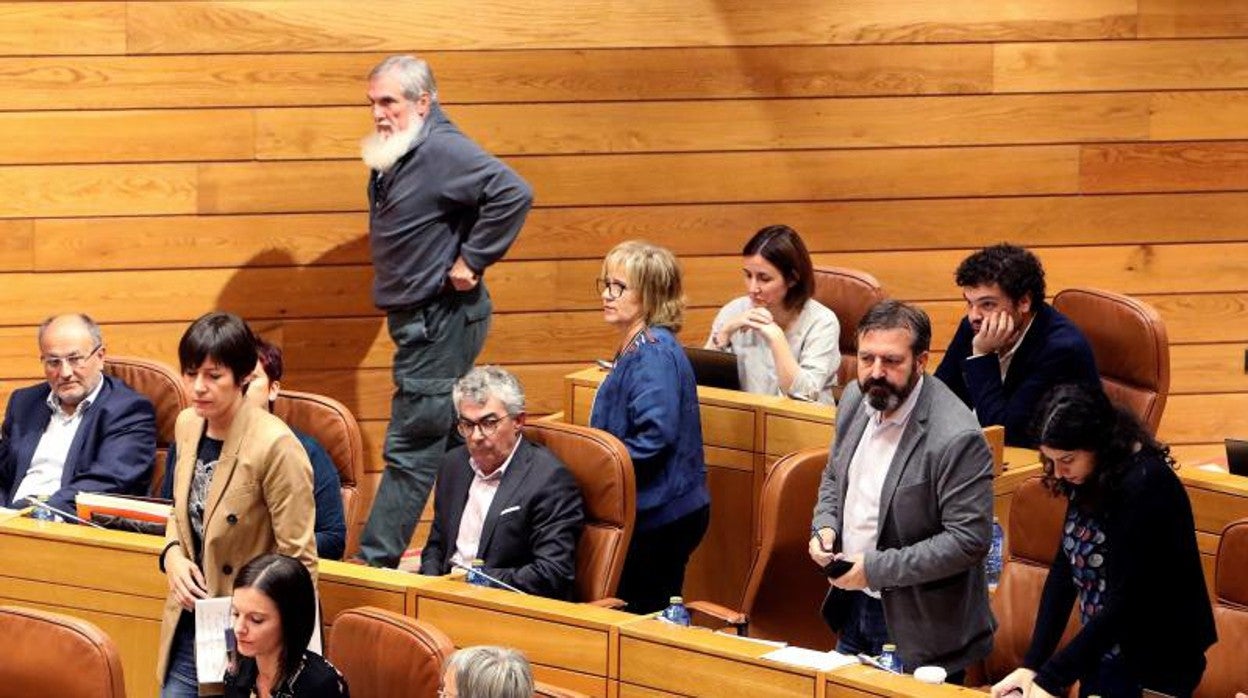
{"left": 955, "top": 243, "right": 1046, "bottom": 307}
{"left": 1032, "top": 382, "right": 1175, "bottom": 505}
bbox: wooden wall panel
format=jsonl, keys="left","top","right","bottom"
{"left": 995, "top": 39, "right": 1248, "bottom": 93}
{"left": 1139, "top": 1, "right": 1248, "bottom": 39}
{"left": 127, "top": 0, "right": 1136, "bottom": 54}
{"left": 258, "top": 93, "right": 1150, "bottom": 160}
{"left": 1, "top": 2, "right": 1246, "bottom": 529}
{"left": 0, "top": 3, "right": 125, "bottom": 56}
{"left": 0, "top": 46, "right": 991, "bottom": 112}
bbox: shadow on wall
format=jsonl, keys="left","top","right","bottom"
{"left": 215, "top": 236, "right": 383, "bottom": 417}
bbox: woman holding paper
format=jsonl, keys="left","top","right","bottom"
{"left": 990, "top": 383, "right": 1214, "bottom": 698}
{"left": 156, "top": 312, "right": 318, "bottom": 698}
{"left": 225, "top": 554, "right": 347, "bottom": 697}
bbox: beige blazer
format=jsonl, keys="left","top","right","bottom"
{"left": 156, "top": 402, "right": 317, "bottom": 683}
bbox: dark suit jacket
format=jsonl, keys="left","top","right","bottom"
{"left": 419, "top": 437, "right": 584, "bottom": 600}
{"left": 812, "top": 377, "right": 996, "bottom": 673}
{"left": 0, "top": 374, "right": 157, "bottom": 513}
{"left": 934, "top": 302, "right": 1099, "bottom": 447}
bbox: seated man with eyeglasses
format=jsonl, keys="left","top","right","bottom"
{"left": 419, "top": 365, "right": 584, "bottom": 599}
{"left": 0, "top": 314, "right": 156, "bottom": 516}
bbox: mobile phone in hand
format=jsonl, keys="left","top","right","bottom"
{"left": 823, "top": 558, "right": 854, "bottom": 578}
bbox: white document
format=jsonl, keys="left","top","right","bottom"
{"left": 0, "top": 506, "right": 23, "bottom": 522}
{"left": 762, "top": 646, "right": 859, "bottom": 672}
{"left": 194, "top": 596, "right": 233, "bottom": 683}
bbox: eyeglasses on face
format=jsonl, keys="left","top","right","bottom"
{"left": 596, "top": 277, "right": 628, "bottom": 300}
{"left": 455, "top": 413, "right": 510, "bottom": 438}
{"left": 41, "top": 344, "right": 102, "bottom": 372}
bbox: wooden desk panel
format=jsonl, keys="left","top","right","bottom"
{"left": 618, "top": 619, "right": 818, "bottom": 698}
{"left": 826, "top": 664, "right": 984, "bottom": 697}
{"left": 415, "top": 578, "right": 636, "bottom": 698}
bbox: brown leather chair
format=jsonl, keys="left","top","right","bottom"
{"left": 687, "top": 448, "right": 836, "bottom": 649}
{"left": 523, "top": 421, "right": 635, "bottom": 605}
{"left": 328, "top": 607, "right": 454, "bottom": 698}
{"left": 977, "top": 476, "right": 1077, "bottom": 685}
{"left": 0, "top": 605, "right": 126, "bottom": 697}
{"left": 272, "top": 389, "right": 365, "bottom": 558}
{"left": 533, "top": 682, "right": 590, "bottom": 698}
{"left": 1196, "top": 517, "right": 1248, "bottom": 698}
{"left": 1052, "top": 288, "right": 1170, "bottom": 435}
{"left": 103, "top": 355, "right": 189, "bottom": 497}
{"left": 812, "top": 266, "right": 887, "bottom": 390}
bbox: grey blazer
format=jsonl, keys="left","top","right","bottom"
{"left": 812, "top": 376, "right": 996, "bottom": 673}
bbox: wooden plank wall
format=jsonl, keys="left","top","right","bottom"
{"left": 3, "top": 1, "right": 1248, "bottom": 538}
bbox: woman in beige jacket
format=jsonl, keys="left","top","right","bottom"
{"left": 157, "top": 312, "right": 317, "bottom": 697}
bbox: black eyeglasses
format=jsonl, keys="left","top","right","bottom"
{"left": 41, "top": 343, "right": 102, "bottom": 372}
{"left": 595, "top": 277, "right": 628, "bottom": 300}
{"left": 455, "top": 413, "right": 510, "bottom": 438}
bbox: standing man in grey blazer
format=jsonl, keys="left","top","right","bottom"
{"left": 809, "top": 300, "right": 995, "bottom": 681}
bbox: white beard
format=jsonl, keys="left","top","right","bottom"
{"left": 360, "top": 114, "right": 424, "bottom": 172}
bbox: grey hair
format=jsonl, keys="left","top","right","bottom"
{"left": 453, "top": 366, "right": 526, "bottom": 417}
{"left": 38, "top": 313, "right": 103, "bottom": 348}
{"left": 368, "top": 55, "right": 439, "bottom": 102}
{"left": 446, "top": 646, "right": 533, "bottom": 698}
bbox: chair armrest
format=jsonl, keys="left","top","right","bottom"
{"left": 686, "top": 600, "right": 748, "bottom": 633}
{"left": 587, "top": 597, "right": 627, "bottom": 610}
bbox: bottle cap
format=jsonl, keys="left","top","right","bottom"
{"left": 881, "top": 643, "right": 896, "bottom": 652}
{"left": 913, "top": 666, "right": 946, "bottom": 684}
{"left": 669, "top": 596, "right": 683, "bottom": 604}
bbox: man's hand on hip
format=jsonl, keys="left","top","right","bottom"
{"left": 449, "top": 256, "right": 480, "bottom": 291}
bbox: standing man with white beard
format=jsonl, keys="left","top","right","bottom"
{"left": 358, "top": 55, "right": 533, "bottom": 568}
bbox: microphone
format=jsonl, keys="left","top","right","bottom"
{"left": 27, "top": 498, "right": 107, "bottom": 529}
{"left": 450, "top": 561, "right": 527, "bottom": 594}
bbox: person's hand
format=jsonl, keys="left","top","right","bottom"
{"left": 990, "top": 668, "right": 1037, "bottom": 698}
{"left": 165, "top": 546, "right": 209, "bottom": 610}
{"left": 830, "top": 553, "right": 867, "bottom": 590}
{"left": 971, "top": 310, "right": 1017, "bottom": 356}
{"left": 808, "top": 528, "right": 836, "bottom": 567}
{"left": 1029, "top": 684, "right": 1056, "bottom": 698}
{"left": 448, "top": 256, "right": 480, "bottom": 291}
{"left": 740, "top": 307, "right": 785, "bottom": 343}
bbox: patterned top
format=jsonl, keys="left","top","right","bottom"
{"left": 1062, "top": 504, "right": 1120, "bottom": 658}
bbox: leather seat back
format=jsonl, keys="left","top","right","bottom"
{"left": 812, "top": 266, "right": 887, "bottom": 389}
{"left": 1196, "top": 518, "right": 1248, "bottom": 698}
{"left": 0, "top": 605, "right": 126, "bottom": 697}
{"left": 983, "top": 477, "right": 1077, "bottom": 682}
{"left": 1052, "top": 288, "right": 1169, "bottom": 434}
{"left": 743, "top": 448, "right": 837, "bottom": 649}
{"left": 523, "top": 421, "right": 635, "bottom": 603}
{"left": 103, "top": 355, "right": 189, "bottom": 498}
{"left": 273, "top": 389, "right": 365, "bottom": 558}
{"left": 329, "top": 607, "right": 454, "bottom": 698}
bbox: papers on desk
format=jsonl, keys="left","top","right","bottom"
{"left": 0, "top": 506, "right": 23, "bottom": 522}
{"left": 761, "top": 646, "right": 859, "bottom": 672}
{"left": 194, "top": 597, "right": 232, "bottom": 683}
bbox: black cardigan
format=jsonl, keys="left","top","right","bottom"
{"left": 224, "top": 650, "right": 349, "bottom": 698}
{"left": 1024, "top": 450, "right": 1216, "bottom": 695}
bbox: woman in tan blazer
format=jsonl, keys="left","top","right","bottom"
{"left": 157, "top": 312, "right": 317, "bottom": 697}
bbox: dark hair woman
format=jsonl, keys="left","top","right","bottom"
{"left": 225, "top": 554, "right": 348, "bottom": 697}
{"left": 157, "top": 312, "right": 319, "bottom": 697}
{"left": 991, "top": 383, "right": 1215, "bottom": 698}
{"left": 706, "top": 225, "right": 840, "bottom": 403}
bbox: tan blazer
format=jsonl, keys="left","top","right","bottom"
{"left": 156, "top": 402, "right": 318, "bottom": 682}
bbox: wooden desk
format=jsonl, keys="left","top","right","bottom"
{"left": 564, "top": 366, "right": 835, "bottom": 607}
{"left": 415, "top": 578, "right": 635, "bottom": 697}
{"left": 1176, "top": 465, "right": 1248, "bottom": 594}
{"left": 617, "top": 618, "right": 820, "bottom": 698}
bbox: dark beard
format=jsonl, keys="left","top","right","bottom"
{"left": 861, "top": 373, "right": 917, "bottom": 412}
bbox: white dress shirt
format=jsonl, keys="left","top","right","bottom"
{"left": 841, "top": 376, "right": 924, "bottom": 596}
{"left": 12, "top": 378, "right": 106, "bottom": 504}
{"left": 451, "top": 437, "right": 523, "bottom": 566}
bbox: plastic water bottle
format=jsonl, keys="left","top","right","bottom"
{"left": 660, "top": 596, "right": 691, "bottom": 626}
{"left": 879, "top": 643, "right": 901, "bottom": 673}
{"left": 986, "top": 517, "right": 1005, "bottom": 592}
{"left": 466, "top": 558, "right": 490, "bottom": 587}
{"left": 30, "top": 496, "right": 55, "bottom": 523}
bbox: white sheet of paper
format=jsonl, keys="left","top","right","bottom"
{"left": 762, "top": 646, "right": 859, "bottom": 672}
{"left": 194, "top": 596, "right": 233, "bottom": 683}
